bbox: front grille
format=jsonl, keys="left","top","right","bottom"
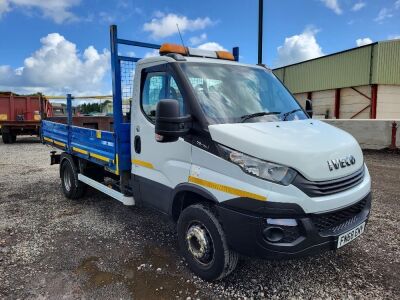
{"left": 312, "top": 197, "right": 368, "bottom": 234}
{"left": 293, "top": 167, "right": 365, "bottom": 197}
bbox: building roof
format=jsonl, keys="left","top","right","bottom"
{"left": 273, "top": 39, "right": 400, "bottom": 94}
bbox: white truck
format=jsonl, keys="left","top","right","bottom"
{"left": 42, "top": 26, "right": 371, "bottom": 281}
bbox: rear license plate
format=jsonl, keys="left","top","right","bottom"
{"left": 337, "top": 222, "right": 365, "bottom": 249}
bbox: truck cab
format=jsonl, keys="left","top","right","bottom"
{"left": 42, "top": 26, "right": 371, "bottom": 281}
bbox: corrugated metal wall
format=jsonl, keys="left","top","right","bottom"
{"left": 372, "top": 41, "right": 400, "bottom": 85}
{"left": 273, "top": 68, "right": 285, "bottom": 82}
{"left": 273, "top": 39, "right": 400, "bottom": 94}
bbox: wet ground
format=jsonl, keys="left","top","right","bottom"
{"left": 0, "top": 136, "right": 399, "bottom": 299}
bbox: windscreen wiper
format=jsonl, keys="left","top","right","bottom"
{"left": 282, "top": 109, "right": 303, "bottom": 121}
{"left": 241, "top": 111, "right": 281, "bottom": 123}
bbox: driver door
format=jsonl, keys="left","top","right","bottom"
{"left": 132, "top": 63, "right": 192, "bottom": 213}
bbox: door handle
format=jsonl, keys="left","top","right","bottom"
{"left": 134, "top": 135, "right": 141, "bottom": 154}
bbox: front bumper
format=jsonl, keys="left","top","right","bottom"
{"left": 217, "top": 193, "right": 371, "bottom": 259}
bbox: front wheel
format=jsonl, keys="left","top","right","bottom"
{"left": 177, "top": 204, "right": 238, "bottom": 281}
{"left": 60, "top": 157, "right": 87, "bottom": 199}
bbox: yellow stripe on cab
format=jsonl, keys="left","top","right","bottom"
{"left": 132, "top": 159, "right": 154, "bottom": 169}
{"left": 188, "top": 176, "right": 267, "bottom": 201}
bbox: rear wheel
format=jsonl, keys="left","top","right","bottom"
{"left": 177, "top": 204, "right": 238, "bottom": 281}
{"left": 2, "top": 132, "right": 13, "bottom": 144}
{"left": 60, "top": 157, "right": 86, "bottom": 199}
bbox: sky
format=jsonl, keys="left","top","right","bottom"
{"left": 0, "top": 0, "right": 399, "bottom": 96}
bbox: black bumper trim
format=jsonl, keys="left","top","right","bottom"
{"left": 217, "top": 193, "right": 372, "bottom": 259}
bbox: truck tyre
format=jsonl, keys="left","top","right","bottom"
{"left": 177, "top": 204, "right": 238, "bottom": 281}
{"left": 11, "top": 134, "right": 16, "bottom": 143}
{"left": 2, "top": 132, "right": 12, "bottom": 144}
{"left": 60, "top": 157, "right": 87, "bottom": 199}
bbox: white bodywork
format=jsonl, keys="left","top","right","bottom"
{"left": 131, "top": 58, "right": 192, "bottom": 194}
{"left": 130, "top": 56, "right": 371, "bottom": 214}
{"left": 208, "top": 120, "right": 364, "bottom": 181}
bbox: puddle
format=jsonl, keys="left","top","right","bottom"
{"left": 76, "top": 245, "right": 200, "bottom": 299}
{"left": 76, "top": 257, "right": 119, "bottom": 288}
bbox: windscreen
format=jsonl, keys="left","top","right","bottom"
{"left": 181, "top": 63, "right": 308, "bottom": 124}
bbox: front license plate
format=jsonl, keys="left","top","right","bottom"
{"left": 337, "top": 222, "right": 365, "bottom": 249}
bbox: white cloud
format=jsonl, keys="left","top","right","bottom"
{"left": 0, "top": 33, "right": 110, "bottom": 95}
{"left": 396, "top": 0, "right": 400, "bottom": 9}
{"left": 0, "top": 0, "right": 11, "bottom": 16}
{"left": 197, "top": 42, "right": 227, "bottom": 51}
{"left": 352, "top": 1, "right": 366, "bottom": 11}
{"left": 388, "top": 34, "right": 400, "bottom": 40}
{"left": 320, "top": 0, "right": 342, "bottom": 15}
{"left": 374, "top": 8, "right": 393, "bottom": 23}
{"left": 275, "top": 27, "right": 324, "bottom": 67}
{"left": 189, "top": 33, "right": 207, "bottom": 46}
{"left": 143, "top": 12, "right": 213, "bottom": 39}
{"left": 99, "top": 11, "right": 115, "bottom": 23}
{"left": 0, "top": 0, "right": 80, "bottom": 23}
{"left": 356, "top": 37, "right": 373, "bottom": 46}
{"left": 144, "top": 50, "right": 159, "bottom": 58}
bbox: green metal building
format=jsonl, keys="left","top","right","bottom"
{"left": 273, "top": 39, "right": 400, "bottom": 119}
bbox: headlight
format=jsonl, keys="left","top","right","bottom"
{"left": 217, "top": 144, "right": 297, "bottom": 185}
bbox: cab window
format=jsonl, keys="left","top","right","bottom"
{"left": 141, "top": 72, "right": 185, "bottom": 120}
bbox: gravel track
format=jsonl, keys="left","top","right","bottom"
{"left": 0, "top": 136, "right": 399, "bottom": 299}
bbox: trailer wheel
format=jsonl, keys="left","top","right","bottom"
{"left": 2, "top": 132, "right": 12, "bottom": 144}
{"left": 60, "top": 157, "right": 87, "bottom": 199}
{"left": 177, "top": 204, "right": 238, "bottom": 281}
{"left": 11, "top": 134, "right": 16, "bottom": 143}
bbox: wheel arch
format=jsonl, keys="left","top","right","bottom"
{"left": 171, "top": 183, "right": 219, "bottom": 222}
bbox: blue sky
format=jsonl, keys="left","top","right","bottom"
{"left": 0, "top": 0, "right": 399, "bottom": 95}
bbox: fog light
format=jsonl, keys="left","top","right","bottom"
{"left": 263, "top": 227, "right": 284, "bottom": 242}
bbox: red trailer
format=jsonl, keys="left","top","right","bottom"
{"left": 0, "top": 92, "right": 53, "bottom": 143}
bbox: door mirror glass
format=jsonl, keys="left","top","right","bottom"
{"left": 155, "top": 99, "right": 192, "bottom": 143}
{"left": 305, "top": 99, "right": 313, "bottom": 118}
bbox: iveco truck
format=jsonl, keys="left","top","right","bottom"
{"left": 42, "top": 25, "right": 371, "bottom": 281}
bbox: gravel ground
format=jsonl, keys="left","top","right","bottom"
{"left": 0, "top": 136, "right": 399, "bottom": 299}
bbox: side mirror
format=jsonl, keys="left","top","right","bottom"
{"left": 305, "top": 99, "right": 313, "bottom": 118}
{"left": 155, "top": 99, "right": 192, "bottom": 143}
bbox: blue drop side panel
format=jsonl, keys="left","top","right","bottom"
{"left": 42, "top": 120, "right": 132, "bottom": 173}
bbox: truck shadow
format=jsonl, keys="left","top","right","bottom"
{"left": 0, "top": 135, "right": 41, "bottom": 144}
